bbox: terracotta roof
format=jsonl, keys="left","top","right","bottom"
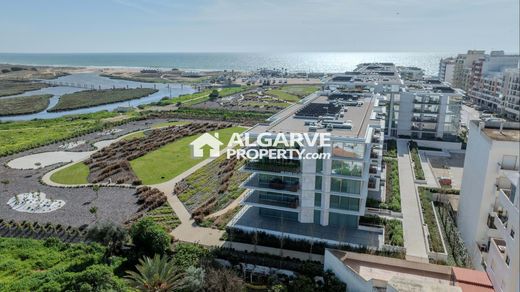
{"left": 452, "top": 267, "right": 494, "bottom": 292}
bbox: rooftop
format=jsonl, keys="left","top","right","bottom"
{"left": 472, "top": 120, "right": 520, "bottom": 142}
{"left": 249, "top": 94, "right": 381, "bottom": 138}
{"left": 328, "top": 249, "right": 494, "bottom": 292}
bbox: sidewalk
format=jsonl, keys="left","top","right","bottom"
{"left": 396, "top": 139, "right": 429, "bottom": 262}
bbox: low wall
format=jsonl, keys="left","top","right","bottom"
{"left": 415, "top": 140, "right": 462, "bottom": 151}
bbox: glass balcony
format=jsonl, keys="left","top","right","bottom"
{"left": 244, "top": 174, "right": 300, "bottom": 193}
{"left": 244, "top": 159, "right": 301, "bottom": 174}
{"left": 243, "top": 190, "right": 300, "bottom": 209}
{"left": 414, "top": 97, "right": 440, "bottom": 104}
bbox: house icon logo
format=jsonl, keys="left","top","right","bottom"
{"left": 189, "top": 132, "right": 224, "bottom": 158}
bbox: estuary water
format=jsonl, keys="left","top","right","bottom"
{"left": 0, "top": 52, "right": 453, "bottom": 75}
{"left": 0, "top": 73, "right": 194, "bottom": 121}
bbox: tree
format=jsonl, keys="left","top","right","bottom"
{"left": 130, "top": 218, "right": 171, "bottom": 257}
{"left": 209, "top": 89, "right": 219, "bottom": 101}
{"left": 66, "top": 264, "right": 125, "bottom": 292}
{"left": 204, "top": 267, "right": 244, "bottom": 292}
{"left": 125, "top": 254, "right": 186, "bottom": 292}
{"left": 86, "top": 222, "right": 129, "bottom": 256}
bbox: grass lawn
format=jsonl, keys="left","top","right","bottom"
{"left": 50, "top": 162, "right": 89, "bottom": 184}
{"left": 49, "top": 88, "right": 157, "bottom": 111}
{"left": 0, "top": 80, "right": 49, "bottom": 97}
{"left": 0, "top": 94, "right": 52, "bottom": 116}
{"left": 130, "top": 126, "right": 245, "bottom": 185}
{"left": 278, "top": 85, "right": 319, "bottom": 97}
{"left": 0, "top": 111, "right": 117, "bottom": 157}
{"left": 266, "top": 89, "right": 300, "bottom": 102}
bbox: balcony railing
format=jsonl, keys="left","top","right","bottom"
{"left": 414, "top": 99, "right": 440, "bottom": 104}
{"left": 258, "top": 197, "right": 299, "bottom": 209}
{"left": 413, "top": 108, "right": 439, "bottom": 114}
{"left": 412, "top": 117, "right": 438, "bottom": 123}
{"left": 244, "top": 160, "right": 301, "bottom": 174}
{"left": 245, "top": 175, "right": 301, "bottom": 193}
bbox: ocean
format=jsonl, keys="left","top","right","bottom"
{"left": 0, "top": 52, "right": 453, "bottom": 76}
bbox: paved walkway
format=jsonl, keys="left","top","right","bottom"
{"left": 396, "top": 139, "right": 429, "bottom": 263}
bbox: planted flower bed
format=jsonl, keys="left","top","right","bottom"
{"left": 382, "top": 157, "right": 401, "bottom": 212}
{"left": 359, "top": 215, "right": 404, "bottom": 247}
{"left": 418, "top": 188, "right": 445, "bottom": 253}
{"left": 409, "top": 141, "right": 425, "bottom": 180}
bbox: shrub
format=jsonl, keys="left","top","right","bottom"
{"left": 129, "top": 218, "right": 171, "bottom": 257}
{"left": 409, "top": 141, "right": 425, "bottom": 180}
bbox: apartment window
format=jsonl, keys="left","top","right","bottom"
{"left": 331, "top": 160, "right": 363, "bottom": 177}
{"left": 314, "top": 210, "right": 321, "bottom": 224}
{"left": 315, "top": 176, "right": 322, "bottom": 190}
{"left": 330, "top": 178, "right": 361, "bottom": 194}
{"left": 330, "top": 195, "right": 359, "bottom": 211}
{"left": 332, "top": 142, "right": 364, "bottom": 159}
{"left": 314, "top": 193, "right": 322, "bottom": 207}
{"left": 328, "top": 212, "right": 358, "bottom": 228}
{"left": 316, "top": 158, "right": 323, "bottom": 173}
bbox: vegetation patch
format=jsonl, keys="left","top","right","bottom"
{"left": 359, "top": 215, "right": 404, "bottom": 246}
{"left": 419, "top": 188, "right": 445, "bottom": 253}
{"left": 168, "top": 107, "right": 271, "bottom": 125}
{"left": 130, "top": 126, "right": 244, "bottom": 185}
{"left": 0, "top": 80, "right": 49, "bottom": 97}
{"left": 50, "top": 162, "right": 90, "bottom": 184}
{"left": 384, "top": 139, "right": 397, "bottom": 158}
{"left": 0, "top": 94, "right": 52, "bottom": 116}
{"left": 0, "top": 237, "right": 126, "bottom": 291}
{"left": 175, "top": 154, "right": 249, "bottom": 214}
{"left": 0, "top": 111, "right": 119, "bottom": 157}
{"left": 49, "top": 88, "right": 158, "bottom": 111}
{"left": 409, "top": 141, "right": 425, "bottom": 180}
{"left": 381, "top": 157, "right": 401, "bottom": 212}
{"left": 127, "top": 203, "right": 180, "bottom": 232}
{"left": 198, "top": 206, "right": 242, "bottom": 230}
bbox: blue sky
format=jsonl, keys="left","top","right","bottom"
{"left": 0, "top": 0, "right": 518, "bottom": 53}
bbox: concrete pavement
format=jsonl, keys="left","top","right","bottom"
{"left": 396, "top": 139, "right": 429, "bottom": 262}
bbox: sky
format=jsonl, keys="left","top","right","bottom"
{"left": 0, "top": 0, "right": 518, "bottom": 53}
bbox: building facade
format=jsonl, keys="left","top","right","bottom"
{"left": 457, "top": 120, "right": 519, "bottom": 292}
{"left": 439, "top": 57, "right": 456, "bottom": 84}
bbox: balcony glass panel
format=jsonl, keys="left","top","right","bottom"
{"left": 258, "top": 191, "right": 299, "bottom": 208}
{"left": 330, "top": 195, "right": 360, "bottom": 211}
{"left": 330, "top": 178, "right": 361, "bottom": 194}
{"left": 258, "top": 207, "right": 298, "bottom": 221}
{"left": 315, "top": 176, "right": 322, "bottom": 191}
{"left": 331, "top": 160, "right": 363, "bottom": 177}
{"left": 332, "top": 142, "right": 365, "bottom": 159}
{"left": 315, "top": 192, "right": 322, "bottom": 207}
{"left": 314, "top": 210, "right": 321, "bottom": 223}
{"left": 328, "top": 212, "right": 358, "bottom": 228}
{"left": 245, "top": 158, "right": 301, "bottom": 173}
{"left": 257, "top": 174, "right": 300, "bottom": 192}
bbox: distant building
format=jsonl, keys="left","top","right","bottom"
{"left": 439, "top": 57, "right": 456, "bottom": 84}
{"left": 324, "top": 249, "right": 494, "bottom": 292}
{"left": 457, "top": 119, "right": 519, "bottom": 292}
{"left": 397, "top": 66, "right": 424, "bottom": 80}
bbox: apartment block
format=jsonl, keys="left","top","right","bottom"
{"left": 457, "top": 120, "right": 519, "bottom": 292}
{"left": 397, "top": 66, "right": 424, "bottom": 81}
{"left": 439, "top": 57, "right": 456, "bottom": 84}
{"left": 387, "top": 79, "right": 462, "bottom": 140}
{"left": 230, "top": 89, "right": 386, "bottom": 248}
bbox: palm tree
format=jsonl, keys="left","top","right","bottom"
{"left": 125, "top": 254, "right": 186, "bottom": 292}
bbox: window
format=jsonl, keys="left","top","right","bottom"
{"left": 314, "top": 210, "right": 321, "bottom": 224}
{"left": 332, "top": 142, "right": 364, "bottom": 159}
{"left": 329, "top": 195, "right": 359, "bottom": 211}
{"left": 330, "top": 178, "right": 361, "bottom": 194}
{"left": 314, "top": 192, "right": 322, "bottom": 207}
{"left": 328, "top": 212, "right": 358, "bottom": 228}
{"left": 331, "top": 160, "right": 363, "bottom": 177}
{"left": 315, "top": 176, "right": 322, "bottom": 190}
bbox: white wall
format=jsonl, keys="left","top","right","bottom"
{"left": 323, "top": 250, "right": 372, "bottom": 292}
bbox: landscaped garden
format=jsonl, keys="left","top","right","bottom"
{"left": 376, "top": 157, "right": 402, "bottom": 212}
{"left": 168, "top": 107, "right": 272, "bottom": 125}
{"left": 0, "top": 94, "right": 53, "bottom": 116}
{"left": 384, "top": 139, "right": 397, "bottom": 158}
{"left": 49, "top": 88, "right": 158, "bottom": 111}
{"left": 409, "top": 141, "right": 425, "bottom": 180}
{"left": 0, "top": 111, "right": 119, "bottom": 157}
{"left": 130, "top": 126, "right": 244, "bottom": 185}
{"left": 50, "top": 162, "right": 90, "bottom": 184}
{"left": 418, "top": 187, "right": 445, "bottom": 253}
{"left": 359, "top": 215, "right": 404, "bottom": 246}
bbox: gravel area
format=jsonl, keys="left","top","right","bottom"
{"left": 0, "top": 117, "right": 171, "bottom": 227}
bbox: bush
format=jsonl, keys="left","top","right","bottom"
{"left": 409, "top": 141, "right": 425, "bottom": 180}
{"left": 129, "top": 218, "right": 171, "bottom": 257}
{"left": 383, "top": 158, "right": 401, "bottom": 212}
{"left": 384, "top": 139, "right": 397, "bottom": 158}
{"left": 419, "top": 189, "right": 444, "bottom": 252}
{"left": 86, "top": 222, "right": 128, "bottom": 255}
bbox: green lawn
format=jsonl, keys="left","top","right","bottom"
{"left": 122, "top": 130, "right": 145, "bottom": 141}
{"left": 130, "top": 127, "right": 244, "bottom": 185}
{"left": 266, "top": 89, "right": 300, "bottom": 102}
{"left": 50, "top": 162, "right": 89, "bottom": 184}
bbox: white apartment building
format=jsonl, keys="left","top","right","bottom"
{"left": 439, "top": 57, "right": 456, "bottom": 84}
{"left": 230, "top": 91, "right": 387, "bottom": 248}
{"left": 452, "top": 50, "right": 486, "bottom": 90}
{"left": 502, "top": 68, "right": 520, "bottom": 121}
{"left": 387, "top": 80, "right": 463, "bottom": 141}
{"left": 326, "top": 63, "right": 403, "bottom": 93}
{"left": 457, "top": 120, "right": 519, "bottom": 292}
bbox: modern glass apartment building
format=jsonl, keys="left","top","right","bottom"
{"left": 230, "top": 90, "right": 386, "bottom": 248}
